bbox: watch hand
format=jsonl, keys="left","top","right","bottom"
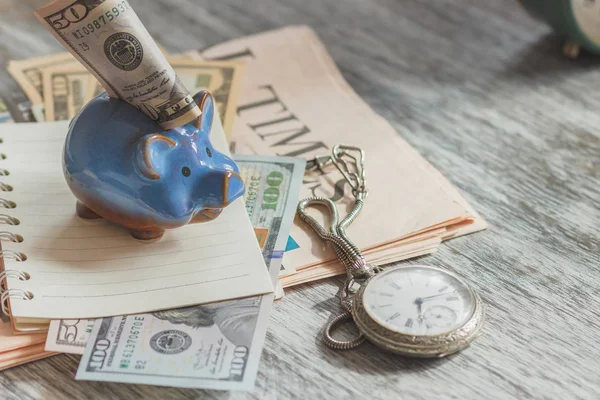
{"left": 420, "top": 291, "right": 457, "bottom": 302}
{"left": 414, "top": 298, "right": 424, "bottom": 324}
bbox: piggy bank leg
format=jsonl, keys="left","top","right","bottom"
{"left": 76, "top": 201, "right": 102, "bottom": 220}
{"left": 130, "top": 228, "right": 165, "bottom": 241}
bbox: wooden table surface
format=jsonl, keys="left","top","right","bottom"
{"left": 1, "top": 0, "right": 599, "bottom": 399}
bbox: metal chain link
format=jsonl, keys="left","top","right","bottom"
{"left": 297, "top": 196, "right": 366, "bottom": 274}
{"left": 322, "top": 311, "right": 366, "bottom": 350}
{"left": 297, "top": 145, "right": 378, "bottom": 351}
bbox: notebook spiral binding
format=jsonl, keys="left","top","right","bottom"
{"left": 2, "top": 289, "right": 33, "bottom": 315}
{"left": 0, "top": 165, "right": 32, "bottom": 315}
{"left": 0, "top": 269, "right": 30, "bottom": 291}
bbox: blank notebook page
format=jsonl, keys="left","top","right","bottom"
{"left": 0, "top": 120, "right": 272, "bottom": 320}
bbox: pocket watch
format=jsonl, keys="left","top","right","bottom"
{"left": 298, "top": 145, "right": 484, "bottom": 357}
{"left": 351, "top": 264, "right": 484, "bottom": 357}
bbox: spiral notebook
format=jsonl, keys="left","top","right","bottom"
{"left": 0, "top": 119, "right": 273, "bottom": 333}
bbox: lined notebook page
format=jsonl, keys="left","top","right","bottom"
{"left": 1, "top": 120, "right": 272, "bottom": 320}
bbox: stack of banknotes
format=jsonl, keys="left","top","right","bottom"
{"left": 0, "top": 0, "right": 486, "bottom": 391}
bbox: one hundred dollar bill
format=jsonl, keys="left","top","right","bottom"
{"left": 34, "top": 0, "right": 200, "bottom": 129}
{"left": 234, "top": 155, "right": 305, "bottom": 269}
{"left": 74, "top": 155, "right": 304, "bottom": 390}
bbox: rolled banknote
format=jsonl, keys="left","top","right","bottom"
{"left": 34, "top": 0, "right": 201, "bottom": 129}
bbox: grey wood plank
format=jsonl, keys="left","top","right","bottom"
{"left": 1, "top": 0, "right": 599, "bottom": 399}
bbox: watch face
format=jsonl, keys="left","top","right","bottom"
{"left": 572, "top": 0, "right": 600, "bottom": 44}
{"left": 362, "top": 265, "right": 476, "bottom": 336}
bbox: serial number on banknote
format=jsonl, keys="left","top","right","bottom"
{"left": 50, "top": 1, "right": 131, "bottom": 35}
{"left": 119, "top": 316, "right": 144, "bottom": 369}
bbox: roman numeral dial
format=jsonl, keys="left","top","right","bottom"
{"left": 362, "top": 265, "right": 477, "bottom": 336}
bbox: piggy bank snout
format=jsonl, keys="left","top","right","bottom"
{"left": 224, "top": 171, "right": 244, "bottom": 205}
{"left": 198, "top": 168, "right": 245, "bottom": 209}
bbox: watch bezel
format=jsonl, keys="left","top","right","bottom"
{"left": 352, "top": 265, "right": 485, "bottom": 358}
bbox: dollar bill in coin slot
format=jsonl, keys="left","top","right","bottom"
{"left": 35, "top": 0, "right": 201, "bottom": 129}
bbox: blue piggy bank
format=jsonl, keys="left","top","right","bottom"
{"left": 64, "top": 90, "right": 245, "bottom": 241}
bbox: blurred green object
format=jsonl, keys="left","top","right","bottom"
{"left": 519, "top": 0, "right": 600, "bottom": 58}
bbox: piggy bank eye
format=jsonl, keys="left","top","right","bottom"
{"left": 206, "top": 147, "right": 212, "bottom": 157}
{"left": 181, "top": 166, "right": 191, "bottom": 177}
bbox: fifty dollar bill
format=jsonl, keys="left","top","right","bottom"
{"left": 34, "top": 0, "right": 200, "bottom": 129}
{"left": 47, "top": 155, "right": 305, "bottom": 390}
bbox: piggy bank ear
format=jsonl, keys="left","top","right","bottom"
{"left": 135, "top": 134, "right": 176, "bottom": 180}
{"left": 192, "top": 90, "right": 214, "bottom": 133}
